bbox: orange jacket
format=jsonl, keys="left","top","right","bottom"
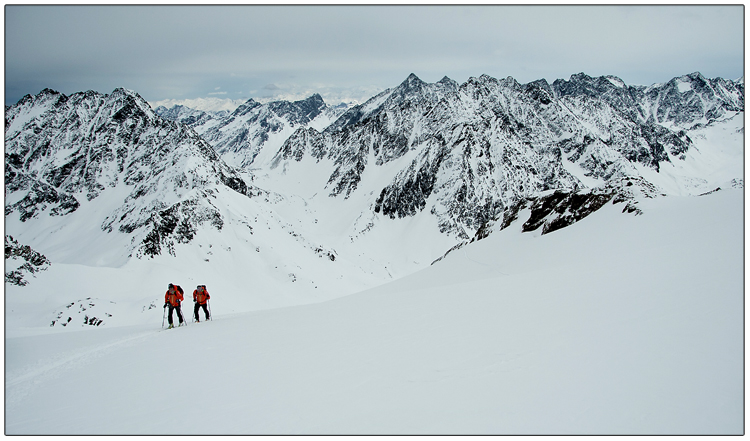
{"left": 193, "top": 288, "right": 210, "bottom": 305}
{"left": 165, "top": 287, "right": 184, "bottom": 306}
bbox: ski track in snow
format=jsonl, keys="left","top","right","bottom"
{"left": 6, "top": 329, "right": 154, "bottom": 404}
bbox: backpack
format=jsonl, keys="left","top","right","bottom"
{"left": 195, "top": 285, "right": 209, "bottom": 304}
{"left": 175, "top": 285, "right": 184, "bottom": 295}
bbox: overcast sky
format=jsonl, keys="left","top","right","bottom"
{"left": 5, "top": 4, "right": 744, "bottom": 107}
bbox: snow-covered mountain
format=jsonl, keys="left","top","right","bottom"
{"left": 270, "top": 72, "right": 743, "bottom": 238}
{"left": 156, "top": 94, "right": 347, "bottom": 169}
{"left": 4, "top": 71, "right": 743, "bottom": 329}
{"left": 637, "top": 72, "right": 744, "bottom": 129}
{"left": 5, "top": 88, "right": 257, "bottom": 266}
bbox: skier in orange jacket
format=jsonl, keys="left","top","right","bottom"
{"left": 193, "top": 285, "right": 210, "bottom": 322}
{"left": 164, "top": 283, "right": 185, "bottom": 328}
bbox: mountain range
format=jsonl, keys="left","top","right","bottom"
{"left": 4, "top": 71, "right": 744, "bottom": 325}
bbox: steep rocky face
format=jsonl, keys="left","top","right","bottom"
{"left": 501, "top": 176, "right": 661, "bottom": 235}
{"left": 432, "top": 176, "right": 663, "bottom": 265}
{"left": 267, "top": 94, "right": 328, "bottom": 126}
{"left": 324, "top": 74, "right": 462, "bottom": 198}
{"left": 274, "top": 72, "right": 740, "bottom": 238}
{"left": 5, "top": 88, "right": 257, "bottom": 259}
{"left": 273, "top": 74, "right": 462, "bottom": 198}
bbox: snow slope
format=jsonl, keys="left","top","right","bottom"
{"left": 6, "top": 188, "right": 742, "bottom": 435}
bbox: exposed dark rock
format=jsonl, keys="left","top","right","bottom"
{"left": 5, "top": 235, "right": 51, "bottom": 286}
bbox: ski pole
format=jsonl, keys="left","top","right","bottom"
{"left": 162, "top": 304, "right": 167, "bottom": 329}
{"left": 179, "top": 303, "right": 187, "bottom": 326}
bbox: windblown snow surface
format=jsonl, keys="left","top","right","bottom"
{"left": 5, "top": 187, "right": 743, "bottom": 435}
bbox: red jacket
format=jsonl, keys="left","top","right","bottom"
{"left": 165, "top": 286, "right": 184, "bottom": 306}
{"left": 193, "top": 288, "right": 210, "bottom": 305}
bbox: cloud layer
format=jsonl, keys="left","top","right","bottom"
{"left": 5, "top": 5, "right": 743, "bottom": 106}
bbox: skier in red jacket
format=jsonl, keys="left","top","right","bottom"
{"left": 164, "top": 283, "right": 185, "bottom": 328}
{"left": 193, "top": 285, "right": 210, "bottom": 322}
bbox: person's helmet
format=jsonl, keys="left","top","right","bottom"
{"left": 168, "top": 283, "right": 174, "bottom": 289}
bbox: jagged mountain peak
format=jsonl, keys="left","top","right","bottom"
{"left": 552, "top": 72, "right": 632, "bottom": 95}
{"left": 499, "top": 75, "right": 522, "bottom": 89}
{"left": 459, "top": 74, "right": 505, "bottom": 100}
{"left": 438, "top": 75, "right": 457, "bottom": 86}
{"left": 668, "top": 72, "right": 709, "bottom": 88}
{"left": 525, "top": 78, "right": 552, "bottom": 90}
{"left": 323, "top": 74, "right": 457, "bottom": 135}
{"left": 105, "top": 88, "right": 158, "bottom": 122}
{"left": 13, "top": 88, "right": 66, "bottom": 109}
{"left": 20, "top": 88, "right": 66, "bottom": 103}
{"left": 305, "top": 93, "right": 325, "bottom": 103}
{"left": 231, "top": 98, "right": 262, "bottom": 116}
{"left": 32, "top": 88, "right": 66, "bottom": 102}
{"left": 683, "top": 71, "right": 706, "bottom": 80}
{"left": 465, "top": 74, "right": 493, "bottom": 84}
{"left": 108, "top": 87, "right": 140, "bottom": 98}
{"left": 308, "top": 93, "right": 326, "bottom": 105}
{"left": 394, "top": 73, "right": 428, "bottom": 96}
{"left": 404, "top": 72, "right": 424, "bottom": 83}
{"left": 268, "top": 93, "right": 327, "bottom": 123}
{"left": 567, "top": 72, "right": 593, "bottom": 82}
{"left": 39, "top": 87, "right": 61, "bottom": 95}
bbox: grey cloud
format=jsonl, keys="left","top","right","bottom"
{"left": 5, "top": 5, "right": 743, "bottom": 105}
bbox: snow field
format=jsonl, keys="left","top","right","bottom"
{"left": 5, "top": 188, "right": 742, "bottom": 434}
